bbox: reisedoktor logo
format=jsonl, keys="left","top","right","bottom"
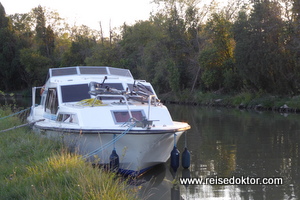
{"left": 179, "top": 176, "right": 284, "bottom": 185}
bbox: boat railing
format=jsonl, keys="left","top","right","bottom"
{"left": 95, "top": 94, "right": 159, "bottom": 121}
{"left": 148, "top": 95, "right": 158, "bottom": 120}
{"left": 30, "top": 86, "right": 44, "bottom": 120}
{"left": 95, "top": 94, "right": 134, "bottom": 119}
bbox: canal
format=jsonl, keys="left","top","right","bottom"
{"left": 135, "top": 104, "right": 300, "bottom": 200}
{"left": 2, "top": 97, "right": 299, "bottom": 199}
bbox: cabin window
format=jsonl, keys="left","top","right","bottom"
{"left": 79, "top": 67, "right": 108, "bottom": 75}
{"left": 51, "top": 67, "right": 77, "bottom": 76}
{"left": 61, "top": 84, "right": 90, "bottom": 103}
{"left": 112, "top": 110, "right": 145, "bottom": 123}
{"left": 57, "top": 113, "right": 78, "bottom": 124}
{"left": 45, "top": 88, "right": 59, "bottom": 114}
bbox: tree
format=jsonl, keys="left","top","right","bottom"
{"left": 33, "top": 5, "right": 55, "bottom": 58}
{"left": 20, "top": 48, "right": 51, "bottom": 86}
{"left": 85, "top": 41, "right": 121, "bottom": 67}
{"left": 53, "top": 32, "right": 71, "bottom": 66}
{"left": 0, "top": 3, "right": 23, "bottom": 91}
{"left": 33, "top": 6, "right": 46, "bottom": 55}
{"left": 9, "top": 13, "right": 34, "bottom": 47}
{"left": 285, "top": 0, "right": 300, "bottom": 94}
{"left": 61, "top": 26, "right": 97, "bottom": 66}
{"left": 233, "top": 1, "right": 291, "bottom": 94}
{"left": 120, "top": 21, "right": 163, "bottom": 79}
{"left": 200, "top": 12, "right": 238, "bottom": 91}
{"left": 16, "top": 6, "right": 57, "bottom": 87}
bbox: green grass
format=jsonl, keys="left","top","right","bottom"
{"left": 230, "top": 92, "right": 254, "bottom": 106}
{"left": 0, "top": 106, "right": 137, "bottom": 200}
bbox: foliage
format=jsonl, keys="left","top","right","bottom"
{"left": 200, "top": 12, "right": 237, "bottom": 92}
{"left": 20, "top": 48, "right": 51, "bottom": 85}
{"left": 0, "top": 3, "right": 22, "bottom": 91}
{"left": 0, "top": 0, "right": 299, "bottom": 98}
{"left": 85, "top": 43, "right": 121, "bottom": 67}
{"left": 231, "top": 92, "right": 254, "bottom": 106}
{"left": 233, "top": 1, "right": 297, "bottom": 95}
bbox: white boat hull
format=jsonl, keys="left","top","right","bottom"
{"left": 33, "top": 125, "right": 185, "bottom": 175}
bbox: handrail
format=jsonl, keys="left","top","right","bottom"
{"left": 148, "top": 95, "right": 158, "bottom": 120}
{"left": 95, "top": 94, "right": 159, "bottom": 121}
{"left": 95, "top": 94, "right": 133, "bottom": 119}
{"left": 31, "top": 86, "right": 44, "bottom": 121}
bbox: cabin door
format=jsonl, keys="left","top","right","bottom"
{"left": 45, "top": 88, "right": 59, "bottom": 116}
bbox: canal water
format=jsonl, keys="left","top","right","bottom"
{"left": 135, "top": 104, "right": 300, "bottom": 200}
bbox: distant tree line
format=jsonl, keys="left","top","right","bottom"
{"left": 0, "top": 0, "right": 300, "bottom": 96}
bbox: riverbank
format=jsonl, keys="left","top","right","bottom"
{"left": 0, "top": 106, "right": 137, "bottom": 200}
{"left": 2, "top": 89, "right": 300, "bottom": 113}
{"left": 160, "top": 91, "right": 300, "bottom": 113}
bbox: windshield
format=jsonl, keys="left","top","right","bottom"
{"left": 60, "top": 83, "right": 125, "bottom": 103}
{"left": 61, "top": 84, "right": 90, "bottom": 103}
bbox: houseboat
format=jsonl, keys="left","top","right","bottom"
{"left": 27, "top": 66, "right": 190, "bottom": 175}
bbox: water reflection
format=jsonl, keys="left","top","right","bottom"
{"left": 135, "top": 105, "right": 300, "bottom": 200}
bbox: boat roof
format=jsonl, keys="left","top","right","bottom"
{"left": 47, "top": 66, "right": 133, "bottom": 81}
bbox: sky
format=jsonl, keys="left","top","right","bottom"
{"left": 1, "top": 0, "right": 229, "bottom": 36}
{"left": 1, "top": 0, "right": 156, "bottom": 35}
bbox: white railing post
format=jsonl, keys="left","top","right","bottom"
{"left": 31, "top": 87, "right": 36, "bottom": 120}
{"left": 147, "top": 95, "right": 157, "bottom": 120}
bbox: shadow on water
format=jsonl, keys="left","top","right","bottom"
{"left": 134, "top": 105, "right": 300, "bottom": 200}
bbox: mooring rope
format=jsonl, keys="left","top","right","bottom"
{"left": 0, "top": 107, "right": 35, "bottom": 133}
{"left": 0, "top": 119, "right": 45, "bottom": 133}
{"left": 0, "top": 107, "right": 31, "bottom": 121}
{"left": 0, "top": 107, "right": 136, "bottom": 160}
{"left": 82, "top": 121, "right": 136, "bottom": 159}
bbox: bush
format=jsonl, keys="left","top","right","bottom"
{"left": 231, "top": 92, "right": 254, "bottom": 106}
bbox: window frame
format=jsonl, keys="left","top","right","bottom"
{"left": 44, "top": 88, "right": 59, "bottom": 114}
{"left": 111, "top": 110, "right": 145, "bottom": 124}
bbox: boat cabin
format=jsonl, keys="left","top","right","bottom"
{"left": 34, "top": 66, "right": 157, "bottom": 123}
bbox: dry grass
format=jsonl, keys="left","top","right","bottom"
{"left": 0, "top": 106, "right": 137, "bottom": 200}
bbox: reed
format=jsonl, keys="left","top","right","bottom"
{"left": 0, "top": 106, "right": 137, "bottom": 200}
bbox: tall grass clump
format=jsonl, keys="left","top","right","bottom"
{"left": 195, "top": 91, "right": 222, "bottom": 104}
{"left": 283, "top": 95, "right": 300, "bottom": 109}
{"left": 231, "top": 92, "right": 254, "bottom": 106}
{"left": 0, "top": 106, "right": 137, "bottom": 200}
